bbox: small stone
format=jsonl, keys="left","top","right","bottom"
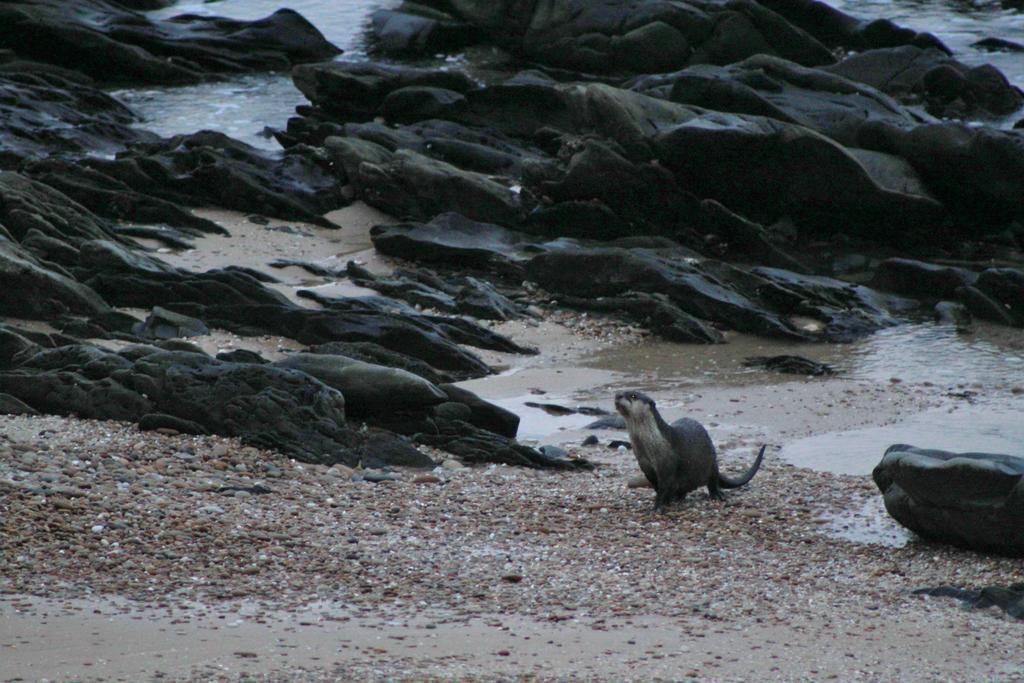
{"left": 501, "top": 574, "right": 523, "bottom": 583}
{"left": 412, "top": 473, "right": 441, "bottom": 484}
{"left": 626, "top": 474, "right": 653, "bottom": 489}
{"left": 441, "top": 459, "right": 466, "bottom": 471}
{"left": 198, "top": 504, "right": 225, "bottom": 514}
{"left": 91, "top": 524, "right": 105, "bottom": 534}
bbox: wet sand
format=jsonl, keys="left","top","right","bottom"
{"left": 2, "top": 207, "right": 1024, "bottom": 682}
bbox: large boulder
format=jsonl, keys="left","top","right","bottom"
{"left": 273, "top": 353, "right": 448, "bottom": 417}
{"left": 0, "top": 1, "right": 341, "bottom": 85}
{"left": 632, "top": 54, "right": 928, "bottom": 146}
{"left": 826, "top": 46, "right": 1023, "bottom": 119}
{"left": 873, "top": 444, "right": 1024, "bottom": 556}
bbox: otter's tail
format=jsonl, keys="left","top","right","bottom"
{"left": 717, "top": 445, "right": 766, "bottom": 489}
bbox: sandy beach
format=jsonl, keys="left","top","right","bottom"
{"left": 2, "top": 206, "right": 1023, "bottom": 681}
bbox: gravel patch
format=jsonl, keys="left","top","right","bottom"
{"left": 2, "top": 409, "right": 1022, "bottom": 680}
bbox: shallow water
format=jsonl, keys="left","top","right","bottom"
{"left": 782, "top": 402, "right": 1024, "bottom": 475}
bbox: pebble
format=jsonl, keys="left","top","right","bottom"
{"left": 442, "top": 459, "right": 466, "bottom": 471}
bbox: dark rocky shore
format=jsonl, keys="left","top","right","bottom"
{"left": 0, "top": 0, "right": 1022, "bottom": 528}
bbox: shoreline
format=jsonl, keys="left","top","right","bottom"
{"left": 3, "top": 248, "right": 1023, "bottom": 679}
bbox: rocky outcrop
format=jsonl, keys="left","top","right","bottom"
{"left": 0, "top": 70, "right": 157, "bottom": 168}
{"left": 0, "top": 1, "right": 341, "bottom": 85}
{"left": 826, "top": 46, "right": 1024, "bottom": 119}
{"left": 873, "top": 444, "right": 1024, "bottom": 556}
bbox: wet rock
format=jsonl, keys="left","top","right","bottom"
{"left": 400, "top": 0, "right": 833, "bottom": 74}
{"left": 215, "top": 350, "right": 269, "bottom": 365}
{"left": 0, "top": 345, "right": 360, "bottom": 465}
{"left": 957, "top": 285, "right": 1016, "bottom": 327}
{"left": 653, "top": 111, "right": 945, "bottom": 243}
{"left": 273, "top": 353, "right": 446, "bottom": 417}
{"left": 415, "top": 420, "right": 593, "bottom": 471}
{"left": 587, "top": 416, "right": 626, "bottom": 430}
{"left": 869, "top": 258, "right": 978, "bottom": 301}
{"left": 0, "top": 71, "right": 157, "bottom": 166}
{"left": 138, "top": 413, "right": 209, "bottom": 435}
{"left": 0, "top": 392, "right": 38, "bottom": 415}
{"left": 371, "top": 213, "right": 545, "bottom": 275}
{"left": 370, "top": 7, "right": 478, "bottom": 55}
{"left": 82, "top": 132, "right": 346, "bottom": 227}
{"left": 558, "top": 291, "right": 725, "bottom": 344}
{"left": 914, "top": 584, "right": 1024, "bottom": 620}
{"left": 324, "top": 136, "right": 525, "bottom": 227}
{"left": 357, "top": 431, "right": 435, "bottom": 469}
{"left": 933, "top": 301, "right": 972, "bottom": 329}
{"left": 0, "top": 2, "right": 341, "bottom": 85}
{"left": 873, "top": 444, "right": 1024, "bottom": 556}
{"left": 864, "top": 123, "right": 1024, "bottom": 230}
{"left": 974, "top": 268, "right": 1024, "bottom": 327}
{"left": 0, "top": 233, "right": 111, "bottom": 319}
{"left": 633, "top": 54, "right": 927, "bottom": 147}
{"left": 529, "top": 245, "right": 901, "bottom": 341}
{"left": 756, "top": 0, "right": 949, "bottom": 54}
{"left": 826, "top": 46, "right": 1023, "bottom": 119}
{"left": 132, "top": 306, "right": 210, "bottom": 340}
{"left": 306, "top": 341, "right": 454, "bottom": 385}
{"left": 437, "top": 384, "right": 520, "bottom": 439}
{"left": 346, "top": 262, "right": 525, "bottom": 321}
{"left": 292, "top": 60, "right": 476, "bottom": 123}
{"left": 742, "top": 355, "right": 835, "bottom": 376}
{"left": 971, "top": 37, "right": 1024, "bottom": 53}
{"left": 24, "top": 159, "right": 226, "bottom": 235}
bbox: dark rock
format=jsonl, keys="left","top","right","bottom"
{"left": 560, "top": 290, "right": 725, "bottom": 344}
{"left": 914, "top": 584, "right": 1024, "bottom": 620}
{"left": 370, "top": 8, "right": 478, "bottom": 56}
{"left": 538, "top": 445, "right": 568, "bottom": 459}
{"left": 609, "top": 439, "right": 632, "bottom": 450}
{"left": 307, "top": 341, "right": 454, "bottom": 385}
{"left": 132, "top": 306, "right": 210, "bottom": 340}
{"left": 972, "top": 37, "right": 1024, "bottom": 53}
{"left": 0, "top": 324, "right": 38, "bottom": 369}
{"left": 433, "top": 401, "right": 473, "bottom": 423}
{"left": 414, "top": 419, "right": 593, "bottom": 470}
{"left": 586, "top": 415, "right": 626, "bottom": 430}
{"left": 138, "top": 412, "right": 209, "bottom": 435}
{"left": 438, "top": 384, "right": 520, "bottom": 439}
{"left": 826, "top": 46, "right": 1023, "bottom": 119}
{"left": 0, "top": 71, "right": 157, "bottom": 167}
{"left": 581, "top": 435, "right": 599, "bottom": 446}
{"left": 371, "top": 213, "right": 545, "bottom": 275}
{"left": 865, "top": 123, "right": 1024, "bottom": 229}
{"left": 743, "top": 355, "right": 835, "bottom": 375}
{"left": 273, "top": 353, "right": 447, "bottom": 416}
{"left": 632, "top": 54, "right": 927, "bottom": 147}
{"left": 974, "top": 268, "right": 1024, "bottom": 327}
{"left": 869, "top": 258, "right": 978, "bottom": 301}
{"left": 346, "top": 262, "right": 524, "bottom": 321}
{"left": 873, "top": 444, "right": 1024, "bottom": 556}
{"left": 0, "top": 233, "right": 111, "bottom": 319}
{"left": 0, "top": 345, "right": 360, "bottom": 464}
{"left": 957, "top": 284, "right": 1016, "bottom": 327}
{"left": 933, "top": 301, "right": 972, "bottom": 329}
{"left": 357, "top": 430, "right": 436, "bottom": 469}
{"left": 407, "top": 0, "right": 833, "bottom": 74}
{"left": 24, "top": 159, "right": 226, "bottom": 235}
{"left": 0, "top": 392, "right": 38, "bottom": 415}
{"left": 529, "top": 245, "right": 902, "bottom": 341}
{"left": 324, "top": 136, "right": 525, "bottom": 227}
{"left": 215, "top": 349, "right": 268, "bottom": 365}
{"left": 653, "top": 111, "right": 945, "bottom": 243}
{"left": 292, "top": 60, "right": 476, "bottom": 122}
{"left": 0, "top": 2, "right": 341, "bottom": 85}
{"left": 84, "top": 132, "right": 346, "bottom": 227}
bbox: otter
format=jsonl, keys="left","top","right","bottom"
{"left": 614, "top": 391, "right": 766, "bottom": 509}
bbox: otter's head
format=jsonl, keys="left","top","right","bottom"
{"left": 615, "top": 391, "right": 656, "bottom": 420}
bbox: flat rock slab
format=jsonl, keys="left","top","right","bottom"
{"left": 873, "top": 444, "right": 1024, "bottom": 556}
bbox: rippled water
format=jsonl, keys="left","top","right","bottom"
{"left": 116, "top": 0, "right": 395, "bottom": 147}
{"left": 835, "top": 0, "right": 1024, "bottom": 85}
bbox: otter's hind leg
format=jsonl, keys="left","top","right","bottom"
{"left": 707, "top": 477, "right": 725, "bottom": 500}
